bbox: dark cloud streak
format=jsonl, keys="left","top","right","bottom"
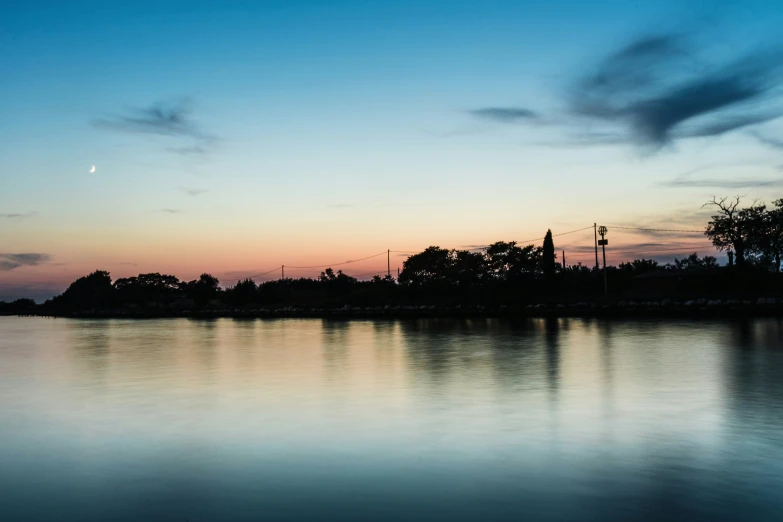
{"left": 662, "top": 177, "right": 783, "bottom": 188}
{"left": 0, "top": 211, "right": 37, "bottom": 219}
{"left": 93, "top": 99, "right": 216, "bottom": 156}
{"left": 469, "top": 107, "right": 538, "bottom": 123}
{"left": 0, "top": 253, "right": 51, "bottom": 271}
{"left": 571, "top": 37, "right": 782, "bottom": 147}
{"left": 180, "top": 187, "right": 207, "bottom": 196}
{"left": 470, "top": 33, "right": 783, "bottom": 150}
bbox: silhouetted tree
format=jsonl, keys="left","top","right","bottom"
{"left": 50, "top": 270, "right": 114, "bottom": 310}
{"left": 227, "top": 278, "right": 257, "bottom": 306}
{"left": 756, "top": 199, "right": 783, "bottom": 272}
{"left": 619, "top": 259, "right": 659, "bottom": 274}
{"left": 453, "top": 250, "right": 488, "bottom": 287}
{"left": 318, "top": 267, "right": 337, "bottom": 281}
{"left": 398, "top": 247, "right": 455, "bottom": 287}
{"left": 704, "top": 196, "right": 765, "bottom": 268}
{"left": 114, "top": 273, "right": 182, "bottom": 306}
{"left": 0, "top": 298, "right": 37, "bottom": 314}
{"left": 184, "top": 273, "right": 221, "bottom": 305}
{"left": 542, "top": 230, "right": 555, "bottom": 279}
{"left": 485, "top": 241, "right": 541, "bottom": 280}
{"left": 672, "top": 253, "right": 719, "bottom": 271}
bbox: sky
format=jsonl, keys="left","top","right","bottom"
{"left": 2, "top": 0, "right": 783, "bottom": 300}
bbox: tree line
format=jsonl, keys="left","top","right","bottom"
{"left": 1, "top": 196, "right": 782, "bottom": 315}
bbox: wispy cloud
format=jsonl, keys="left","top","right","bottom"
{"left": 470, "top": 33, "right": 783, "bottom": 151}
{"left": 752, "top": 132, "right": 783, "bottom": 150}
{"left": 93, "top": 99, "right": 217, "bottom": 155}
{"left": 568, "top": 35, "right": 782, "bottom": 147}
{"left": 469, "top": 107, "right": 538, "bottom": 123}
{"left": 180, "top": 186, "right": 208, "bottom": 196}
{"left": 662, "top": 177, "right": 783, "bottom": 188}
{"left": 160, "top": 208, "right": 182, "bottom": 214}
{"left": 661, "top": 164, "right": 783, "bottom": 188}
{"left": 0, "top": 253, "right": 51, "bottom": 271}
{"left": 167, "top": 145, "right": 210, "bottom": 156}
{"left": 0, "top": 211, "right": 37, "bottom": 220}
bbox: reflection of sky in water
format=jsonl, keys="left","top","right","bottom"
{"left": 1, "top": 317, "right": 782, "bottom": 521}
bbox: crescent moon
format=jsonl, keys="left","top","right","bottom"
{"left": 89, "top": 165, "right": 96, "bottom": 173}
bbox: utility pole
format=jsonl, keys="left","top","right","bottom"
{"left": 387, "top": 249, "right": 391, "bottom": 278}
{"left": 598, "top": 226, "right": 608, "bottom": 298}
{"left": 562, "top": 250, "right": 566, "bottom": 270}
{"left": 281, "top": 265, "right": 285, "bottom": 280}
{"left": 594, "top": 223, "right": 599, "bottom": 271}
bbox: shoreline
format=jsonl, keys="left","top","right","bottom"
{"left": 10, "top": 299, "right": 783, "bottom": 320}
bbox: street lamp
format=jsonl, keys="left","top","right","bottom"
{"left": 597, "top": 226, "right": 608, "bottom": 298}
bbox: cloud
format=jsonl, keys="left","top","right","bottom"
{"left": 682, "top": 114, "right": 781, "bottom": 138}
{"left": 0, "top": 211, "right": 36, "bottom": 219}
{"left": 180, "top": 187, "right": 207, "bottom": 196}
{"left": 0, "top": 253, "right": 51, "bottom": 271}
{"left": 160, "top": 208, "right": 182, "bottom": 214}
{"left": 167, "top": 145, "right": 209, "bottom": 156}
{"left": 570, "top": 36, "right": 782, "bottom": 147}
{"left": 0, "top": 282, "right": 62, "bottom": 302}
{"left": 661, "top": 164, "right": 783, "bottom": 188}
{"left": 662, "top": 177, "right": 783, "bottom": 188}
{"left": 752, "top": 132, "right": 783, "bottom": 149}
{"left": 469, "top": 107, "right": 538, "bottom": 123}
{"left": 94, "top": 100, "right": 204, "bottom": 137}
{"left": 93, "top": 99, "right": 216, "bottom": 155}
{"left": 473, "top": 33, "right": 783, "bottom": 151}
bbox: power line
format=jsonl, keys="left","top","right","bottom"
{"left": 285, "top": 251, "right": 387, "bottom": 269}
{"left": 611, "top": 246, "right": 714, "bottom": 253}
{"left": 606, "top": 225, "right": 705, "bottom": 233}
{"left": 467, "top": 225, "right": 595, "bottom": 251}
{"left": 243, "top": 267, "right": 280, "bottom": 279}
{"left": 345, "top": 268, "right": 390, "bottom": 278}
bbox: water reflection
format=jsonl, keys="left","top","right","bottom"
{"left": 0, "top": 317, "right": 782, "bottom": 521}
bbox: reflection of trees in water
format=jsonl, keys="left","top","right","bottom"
{"left": 543, "top": 317, "right": 560, "bottom": 397}
{"left": 398, "top": 319, "right": 457, "bottom": 384}
{"left": 320, "top": 319, "right": 351, "bottom": 376}
{"left": 486, "top": 319, "right": 540, "bottom": 391}
{"left": 189, "top": 318, "right": 219, "bottom": 372}
{"left": 596, "top": 319, "right": 616, "bottom": 420}
{"left": 369, "top": 320, "right": 399, "bottom": 368}
{"left": 397, "top": 318, "right": 546, "bottom": 391}
{"left": 67, "top": 319, "right": 112, "bottom": 380}
{"left": 722, "top": 318, "right": 783, "bottom": 438}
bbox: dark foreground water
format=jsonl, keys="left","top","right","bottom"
{"left": 1, "top": 317, "right": 782, "bottom": 521}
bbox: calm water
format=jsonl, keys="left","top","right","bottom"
{"left": 1, "top": 317, "right": 783, "bottom": 521}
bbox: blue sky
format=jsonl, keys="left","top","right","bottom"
{"left": 2, "top": 0, "right": 783, "bottom": 299}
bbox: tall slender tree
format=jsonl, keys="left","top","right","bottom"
{"left": 542, "top": 229, "right": 556, "bottom": 279}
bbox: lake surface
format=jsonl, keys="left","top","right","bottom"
{"left": 1, "top": 317, "right": 782, "bottom": 521}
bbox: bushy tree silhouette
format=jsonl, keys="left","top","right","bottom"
{"left": 49, "top": 270, "right": 114, "bottom": 310}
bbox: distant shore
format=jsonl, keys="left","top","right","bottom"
{"left": 12, "top": 298, "right": 783, "bottom": 319}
